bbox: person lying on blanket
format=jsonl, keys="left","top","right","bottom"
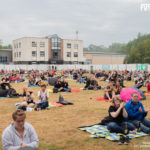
{"left": 125, "top": 92, "right": 150, "bottom": 134}
{"left": 107, "top": 95, "right": 135, "bottom": 134}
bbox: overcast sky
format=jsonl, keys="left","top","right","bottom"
{"left": 0, "top": 0, "right": 149, "bottom": 47}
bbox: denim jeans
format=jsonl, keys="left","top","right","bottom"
{"left": 129, "top": 118, "right": 150, "bottom": 134}
{"left": 63, "top": 88, "right": 71, "bottom": 92}
{"left": 107, "top": 122, "right": 135, "bottom": 134}
{"left": 37, "top": 101, "right": 48, "bottom": 109}
{"left": 78, "top": 78, "right": 85, "bottom": 83}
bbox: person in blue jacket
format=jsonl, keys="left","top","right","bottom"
{"left": 125, "top": 92, "right": 150, "bottom": 134}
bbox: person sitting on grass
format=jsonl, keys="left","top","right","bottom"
{"left": 61, "top": 78, "right": 71, "bottom": 92}
{"left": 35, "top": 75, "right": 42, "bottom": 86}
{"left": 28, "top": 75, "right": 36, "bottom": 86}
{"left": 54, "top": 78, "right": 64, "bottom": 92}
{"left": 35, "top": 84, "right": 49, "bottom": 110}
{"left": 20, "top": 85, "right": 35, "bottom": 108}
{"left": 125, "top": 92, "right": 150, "bottom": 134}
{"left": 107, "top": 95, "right": 135, "bottom": 144}
{"left": 2, "top": 109, "right": 39, "bottom": 150}
{"left": 114, "top": 81, "right": 123, "bottom": 95}
{"left": 104, "top": 81, "right": 116, "bottom": 101}
{"left": 107, "top": 95, "right": 134, "bottom": 134}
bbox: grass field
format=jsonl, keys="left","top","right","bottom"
{"left": 0, "top": 79, "right": 150, "bottom": 150}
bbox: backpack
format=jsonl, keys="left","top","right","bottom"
{"left": 53, "top": 88, "right": 58, "bottom": 93}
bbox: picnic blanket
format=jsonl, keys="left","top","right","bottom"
{"left": 71, "top": 89, "right": 83, "bottom": 93}
{"left": 28, "top": 84, "right": 38, "bottom": 87}
{"left": 49, "top": 102, "right": 64, "bottom": 107}
{"left": 145, "top": 93, "right": 150, "bottom": 97}
{"left": 79, "top": 124, "right": 147, "bottom": 141}
{"left": 94, "top": 97, "right": 110, "bottom": 102}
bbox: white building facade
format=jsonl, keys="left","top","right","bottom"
{"left": 13, "top": 35, "right": 84, "bottom": 64}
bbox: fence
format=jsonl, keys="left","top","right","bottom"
{"left": 0, "top": 64, "right": 149, "bottom": 71}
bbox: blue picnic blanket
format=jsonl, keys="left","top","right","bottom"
{"left": 28, "top": 84, "right": 38, "bottom": 87}
{"left": 79, "top": 124, "right": 147, "bottom": 141}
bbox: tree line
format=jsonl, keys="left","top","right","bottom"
{"left": 84, "top": 33, "right": 150, "bottom": 64}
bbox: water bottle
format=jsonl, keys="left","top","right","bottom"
{"left": 137, "top": 121, "right": 141, "bottom": 132}
{"left": 124, "top": 122, "right": 128, "bottom": 135}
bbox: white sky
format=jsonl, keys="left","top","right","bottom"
{"left": 0, "top": 0, "right": 149, "bottom": 47}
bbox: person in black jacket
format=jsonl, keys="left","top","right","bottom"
{"left": 61, "top": 78, "right": 71, "bottom": 92}
{"left": 107, "top": 95, "right": 134, "bottom": 134}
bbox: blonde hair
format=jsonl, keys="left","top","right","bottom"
{"left": 111, "top": 95, "right": 122, "bottom": 106}
{"left": 12, "top": 109, "right": 26, "bottom": 121}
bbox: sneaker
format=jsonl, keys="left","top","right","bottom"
{"left": 124, "top": 136, "right": 130, "bottom": 145}
{"left": 129, "top": 129, "right": 137, "bottom": 134}
{"left": 118, "top": 135, "right": 125, "bottom": 145}
{"left": 46, "top": 107, "right": 50, "bottom": 110}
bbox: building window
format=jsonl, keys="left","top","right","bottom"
{"left": 4, "top": 56, "right": 7, "bottom": 62}
{"left": 74, "top": 44, "right": 78, "bottom": 49}
{"left": 67, "top": 52, "right": 71, "bottom": 57}
{"left": 16, "top": 44, "right": 18, "bottom": 48}
{"left": 19, "top": 52, "right": 21, "bottom": 57}
{"left": 19, "top": 42, "right": 21, "bottom": 48}
{"left": 74, "top": 52, "right": 78, "bottom": 57}
{"left": 53, "top": 52, "right": 58, "bottom": 58}
{"left": 16, "top": 52, "right": 18, "bottom": 57}
{"left": 51, "top": 38, "right": 61, "bottom": 50}
{"left": 40, "top": 42, "right": 45, "bottom": 47}
{"left": 0, "top": 56, "right": 7, "bottom": 62}
{"left": 67, "top": 43, "right": 71, "bottom": 48}
{"left": 32, "top": 41, "right": 37, "bottom": 47}
{"left": 32, "top": 51, "right": 37, "bottom": 57}
{"left": 40, "top": 51, "right": 45, "bottom": 57}
{"left": 14, "top": 52, "right": 16, "bottom": 58}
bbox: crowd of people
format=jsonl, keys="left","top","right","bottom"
{"left": 1, "top": 68, "right": 150, "bottom": 148}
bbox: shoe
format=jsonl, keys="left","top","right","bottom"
{"left": 46, "top": 107, "right": 50, "bottom": 110}
{"left": 124, "top": 136, "right": 130, "bottom": 145}
{"left": 129, "top": 129, "right": 137, "bottom": 134}
{"left": 118, "top": 135, "right": 125, "bottom": 145}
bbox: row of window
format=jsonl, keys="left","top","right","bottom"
{"left": 32, "top": 51, "right": 45, "bottom": 57}
{"left": 67, "top": 52, "right": 78, "bottom": 57}
{"left": 0, "top": 56, "right": 8, "bottom": 62}
{"left": 14, "top": 42, "right": 21, "bottom": 48}
{"left": 14, "top": 52, "right": 21, "bottom": 58}
{"left": 32, "top": 42, "right": 45, "bottom": 47}
{"left": 14, "top": 51, "right": 45, "bottom": 58}
{"left": 14, "top": 41, "right": 78, "bottom": 49}
{"left": 67, "top": 43, "right": 78, "bottom": 49}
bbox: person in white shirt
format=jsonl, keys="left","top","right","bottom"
{"left": 36, "top": 84, "right": 49, "bottom": 110}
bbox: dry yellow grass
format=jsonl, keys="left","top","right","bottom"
{"left": 0, "top": 79, "right": 150, "bottom": 150}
